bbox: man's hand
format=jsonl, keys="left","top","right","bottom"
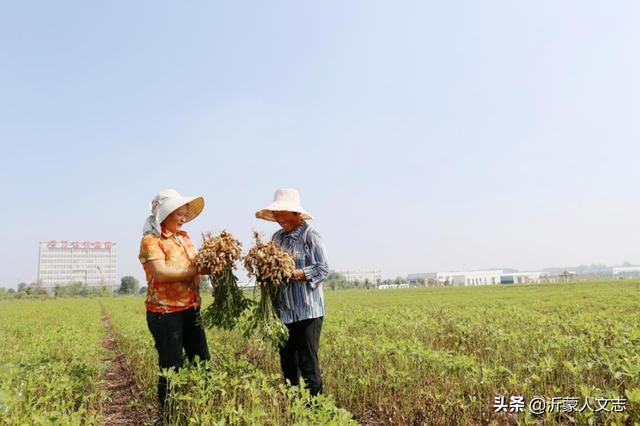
{"left": 291, "top": 269, "right": 307, "bottom": 281}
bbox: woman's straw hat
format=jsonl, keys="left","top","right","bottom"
{"left": 255, "top": 188, "right": 313, "bottom": 222}
{"left": 143, "top": 189, "right": 204, "bottom": 235}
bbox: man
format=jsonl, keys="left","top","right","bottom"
{"left": 255, "top": 188, "right": 329, "bottom": 396}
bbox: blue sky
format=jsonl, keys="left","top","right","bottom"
{"left": 1, "top": 1, "right": 639, "bottom": 288}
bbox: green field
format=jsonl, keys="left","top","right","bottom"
{"left": 1, "top": 281, "right": 639, "bottom": 425}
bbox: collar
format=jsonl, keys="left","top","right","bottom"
{"left": 283, "top": 221, "right": 307, "bottom": 240}
{"left": 161, "top": 227, "right": 188, "bottom": 239}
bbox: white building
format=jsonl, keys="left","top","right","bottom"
{"left": 501, "top": 271, "right": 547, "bottom": 284}
{"left": 337, "top": 269, "right": 382, "bottom": 283}
{"left": 612, "top": 266, "right": 640, "bottom": 278}
{"left": 612, "top": 266, "right": 640, "bottom": 274}
{"left": 436, "top": 270, "right": 547, "bottom": 286}
{"left": 437, "top": 270, "right": 503, "bottom": 286}
{"left": 406, "top": 272, "right": 437, "bottom": 283}
{"left": 378, "top": 284, "right": 398, "bottom": 290}
{"left": 37, "top": 240, "right": 118, "bottom": 292}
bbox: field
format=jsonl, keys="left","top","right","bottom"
{"left": 1, "top": 280, "right": 639, "bottom": 425}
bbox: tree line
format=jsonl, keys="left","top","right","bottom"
{"left": 323, "top": 272, "right": 412, "bottom": 290}
{"left": 0, "top": 276, "right": 147, "bottom": 299}
{"left": 1, "top": 272, "right": 417, "bottom": 300}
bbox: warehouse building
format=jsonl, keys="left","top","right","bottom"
{"left": 434, "top": 270, "right": 547, "bottom": 286}
{"left": 612, "top": 266, "right": 640, "bottom": 277}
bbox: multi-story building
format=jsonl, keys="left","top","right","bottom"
{"left": 37, "top": 240, "right": 118, "bottom": 292}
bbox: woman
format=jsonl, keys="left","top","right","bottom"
{"left": 255, "top": 188, "right": 329, "bottom": 396}
{"left": 139, "top": 189, "right": 210, "bottom": 415}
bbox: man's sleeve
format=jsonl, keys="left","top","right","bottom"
{"left": 302, "top": 230, "right": 329, "bottom": 288}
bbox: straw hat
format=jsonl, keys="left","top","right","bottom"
{"left": 143, "top": 189, "right": 205, "bottom": 235}
{"left": 256, "top": 188, "right": 314, "bottom": 222}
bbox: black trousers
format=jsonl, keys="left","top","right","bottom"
{"left": 279, "top": 317, "right": 323, "bottom": 396}
{"left": 147, "top": 307, "right": 210, "bottom": 410}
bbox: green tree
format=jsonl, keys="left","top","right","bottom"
{"left": 67, "top": 281, "right": 84, "bottom": 296}
{"left": 95, "top": 285, "right": 111, "bottom": 297}
{"left": 118, "top": 276, "right": 140, "bottom": 295}
{"left": 138, "top": 286, "right": 147, "bottom": 295}
{"left": 324, "top": 272, "right": 350, "bottom": 291}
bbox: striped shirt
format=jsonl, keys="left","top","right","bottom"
{"left": 272, "top": 222, "right": 329, "bottom": 324}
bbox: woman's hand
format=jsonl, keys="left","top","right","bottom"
{"left": 197, "top": 266, "right": 211, "bottom": 275}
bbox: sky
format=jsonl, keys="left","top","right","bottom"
{"left": 1, "top": 1, "right": 639, "bottom": 288}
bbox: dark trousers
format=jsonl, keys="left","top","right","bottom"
{"left": 279, "top": 317, "right": 323, "bottom": 396}
{"left": 147, "top": 307, "right": 210, "bottom": 410}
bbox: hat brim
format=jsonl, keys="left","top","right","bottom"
{"left": 184, "top": 196, "right": 205, "bottom": 223}
{"left": 256, "top": 202, "right": 313, "bottom": 222}
{"left": 161, "top": 196, "right": 205, "bottom": 224}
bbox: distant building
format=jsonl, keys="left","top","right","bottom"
{"left": 499, "top": 271, "right": 548, "bottom": 284}
{"left": 378, "top": 283, "right": 411, "bottom": 290}
{"left": 558, "top": 270, "right": 577, "bottom": 282}
{"left": 612, "top": 266, "right": 640, "bottom": 278}
{"left": 436, "top": 270, "right": 547, "bottom": 286}
{"left": 437, "top": 270, "right": 503, "bottom": 286}
{"left": 337, "top": 269, "right": 382, "bottom": 283}
{"left": 406, "top": 272, "right": 437, "bottom": 283}
{"left": 37, "top": 240, "right": 118, "bottom": 292}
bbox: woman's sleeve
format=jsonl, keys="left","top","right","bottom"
{"left": 139, "top": 235, "right": 164, "bottom": 264}
{"left": 302, "top": 230, "right": 329, "bottom": 288}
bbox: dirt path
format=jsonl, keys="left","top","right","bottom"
{"left": 101, "top": 309, "right": 156, "bottom": 425}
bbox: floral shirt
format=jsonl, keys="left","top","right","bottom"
{"left": 139, "top": 228, "right": 201, "bottom": 313}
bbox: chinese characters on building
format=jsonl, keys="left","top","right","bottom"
{"left": 46, "top": 240, "right": 114, "bottom": 249}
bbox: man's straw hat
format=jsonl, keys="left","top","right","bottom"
{"left": 256, "top": 188, "right": 313, "bottom": 222}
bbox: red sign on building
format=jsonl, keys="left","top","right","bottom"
{"left": 44, "top": 241, "right": 115, "bottom": 249}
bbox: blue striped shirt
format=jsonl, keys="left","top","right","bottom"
{"left": 272, "top": 222, "right": 329, "bottom": 324}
